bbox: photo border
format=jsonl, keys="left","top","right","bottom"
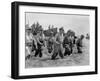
{"left": 11, "top": 1, "right": 98, "bottom": 79}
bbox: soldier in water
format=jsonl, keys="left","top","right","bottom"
{"left": 63, "top": 34, "right": 71, "bottom": 56}
{"left": 34, "top": 28, "right": 45, "bottom": 58}
{"left": 25, "top": 28, "right": 34, "bottom": 60}
{"left": 76, "top": 35, "right": 84, "bottom": 53}
{"left": 51, "top": 27, "right": 64, "bottom": 60}
{"left": 47, "top": 31, "right": 54, "bottom": 53}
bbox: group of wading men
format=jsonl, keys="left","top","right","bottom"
{"left": 26, "top": 27, "right": 84, "bottom": 60}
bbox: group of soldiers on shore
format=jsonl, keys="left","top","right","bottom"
{"left": 26, "top": 26, "right": 85, "bottom": 60}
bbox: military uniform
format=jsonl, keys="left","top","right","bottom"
{"left": 51, "top": 32, "right": 64, "bottom": 60}
{"left": 63, "top": 36, "right": 71, "bottom": 56}
{"left": 34, "top": 31, "right": 45, "bottom": 58}
{"left": 47, "top": 37, "right": 54, "bottom": 53}
{"left": 34, "top": 39, "right": 44, "bottom": 57}
{"left": 69, "top": 36, "right": 76, "bottom": 54}
{"left": 76, "top": 35, "right": 84, "bottom": 53}
{"left": 25, "top": 29, "right": 33, "bottom": 60}
{"left": 31, "top": 35, "right": 37, "bottom": 52}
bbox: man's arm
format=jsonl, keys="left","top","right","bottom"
{"left": 36, "top": 37, "right": 43, "bottom": 45}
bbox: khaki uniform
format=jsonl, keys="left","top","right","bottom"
{"left": 51, "top": 33, "right": 64, "bottom": 59}
{"left": 63, "top": 36, "right": 71, "bottom": 56}
{"left": 76, "top": 38, "right": 83, "bottom": 53}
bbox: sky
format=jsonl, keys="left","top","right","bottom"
{"left": 25, "top": 12, "right": 89, "bottom": 36}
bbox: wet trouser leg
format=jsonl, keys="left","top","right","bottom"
{"left": 69, "top": 43, "right": 73, "bottom": 54}
{"left": 70, "top": 48, "right": 72, "bottom": 54}
{"left": 34, "top": 49, "right": 39, "bottom": 57}
{"left": 48, "top": 46, "right": 53, "bottom": 53}
{"left": 77, "top": 46, "right": 82, "bottom": 53}
{"left": 38, "top": 43, "right": 43, "bottom": 58}
{"left": 70, "top": 45, "right": 73, "bottom": 54}
{"left": 39, "top": 48, "right": 42, "bottom": 57}
{"left": 59, "top": 49, "right": 63, "bottom": 59}
{"left": 51, "top": 52, "right": 58, "bottom": 60}
{"left": 64, "top": 48, "right": 70, "bottom": 56}
{"left": 31, "top": 40, "right": 36, "bottom": 52}
{"left": 34, "top": 43, "right": 42, "bottom": 57}
{"left": 64, "top": 49, "right": 67, "bottom": 56}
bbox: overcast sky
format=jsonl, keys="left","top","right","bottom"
{"left": 25, "top": 12, "right": 89, "bottom": 35}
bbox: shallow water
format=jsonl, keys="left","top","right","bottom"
{"left": 25, "top": 39, "right": 89, "bottom": 68}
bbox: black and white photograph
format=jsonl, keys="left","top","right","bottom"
{"left": 25, "top": 12, "right": 90, "bottom": 68}
{"left": 11, "top": 2, "right": 97, "bottom": 79}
